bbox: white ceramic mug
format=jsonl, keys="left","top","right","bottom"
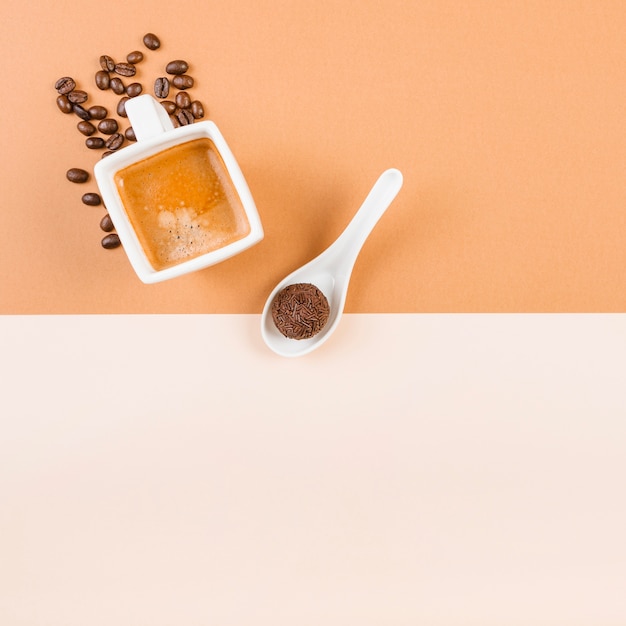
{"left": 94, "top": 94, "right": 263, "bottom": 284}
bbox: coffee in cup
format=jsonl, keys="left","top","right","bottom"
{"left": 94, "top": 95, "right": 263, "bottom": 283}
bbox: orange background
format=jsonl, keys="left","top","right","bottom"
{"left": 1, "top": 0, "right": 625, "bottom": 314}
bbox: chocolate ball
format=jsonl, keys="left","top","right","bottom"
{"left": 271, "top": 283, "right": 330, "bottom": 340}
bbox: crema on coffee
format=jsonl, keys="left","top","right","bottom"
{"left": 114, "top": 137, "right": 251, "bottom": 271}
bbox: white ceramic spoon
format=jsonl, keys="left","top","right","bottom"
{"left": 261, "top": 168, "right": 403, "bottom": 357}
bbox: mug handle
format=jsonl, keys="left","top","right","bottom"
{"left": 124, "top": 94, "right": 174, "bottom": 142}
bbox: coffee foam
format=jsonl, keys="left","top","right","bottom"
{"left": 155, "top": 205, "right": 230, "bottom": 263}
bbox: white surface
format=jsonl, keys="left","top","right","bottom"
{"left": 1, "top": 314, "right": 626, "bottom": 625}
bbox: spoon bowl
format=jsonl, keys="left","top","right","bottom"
{"left": 261, "top": 168, "right": 403, "bottom": 357}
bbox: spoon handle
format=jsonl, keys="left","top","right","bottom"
{"left": 328, "top": 168, "right": 403, "bottom": 273}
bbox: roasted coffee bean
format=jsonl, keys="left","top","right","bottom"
{"left": 101, "top": 233, "right": 121, "bottom": 249}
{"left": 160, "top": 100, "right": 176, "bottom": 114}
{"left": 67, "top": 90, "right": 88, "bottom": 104}
{"left": 126, "top": 82, "right": 142, "bottom": 97}
{"left": 124, "top": 126, "right": 136, "bottom": 142}
{"left": 95, "top": 70, "right": 110, "bottom": 90}
{"left": 190, "top": 100, "right": 205, "bottom": 119}
{"left": 126, "top": 50, "right": 143, "bottom": 64}
{"left": 56, "top": 94, "right": 73, "bottom": 114}
{"left": 98, "top": 118, "right": 118, "bottom": 134}
{"left": 55, "top": 76, "right": 76, "bottom": 94}
{"left": 165, "top": 60, "right": 188, "bottom": 75}
{"left": 77, "top": 120, "right": 96, "bottom": 136}
{"left": 87, "top": 105, "right": 108, "bottom": 120}
{"left": 114, "top": 62, "right": 136, "bottom": 77}
{"left": 99, "top": 55, "right": 115, "bottom": 72}
{"left": 73, "top": 104, "right": 91, "bottom": 120}
{"left": 172, "top": 74, "right": 194, "bottom": 90}
{"left": 176, "top": 108, "right": 194, "bottom": 126}
{"left": 110, "top": 77, "right": 125, "bottom": 95}
{"left": 154, "top": 77, "right": 169, "bottom": 98}
{"left": 117, "top": 96, "right": 129, "bottom": 117}
{"left": 101, "top": 151, "right": 114, "bottom": 158}
{"left": 105, "top": 133, "right": 124, "bottom": 150}
{"left": 100, "top": 213, "right": 114, "bottom": 232}
{"left": 143, "top": 33, "right": 161, "bottom": 50}
{"left": 82, "top": 192, "right": 102, "bottom": 206}
{"left": 66, "top": 168, "right": 89, "bottom": 183}
{"left": 86, "top": 136, "right": 105, "bottom": 149}
{"left": 169, "top": 114, "right": 181, "bottom": 128}
{"left": 175, "top": 91, "right": 191, "bottom": 109}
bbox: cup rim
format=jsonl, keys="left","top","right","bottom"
{"left": 93, "top": 120, "right": 263, "bottom": 284}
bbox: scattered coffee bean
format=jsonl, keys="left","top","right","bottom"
{"left": 154, "top": 77, "right": 169, "bottom": 99}
{"left": 114, "top": 62, "right": 136, "bottom": 77}
{"left": 101, "top": 233, "right": 121, "bottom": 249}
{"left": 82, "top": 192, "right": 102, "bottom": 206}
{"left": 73, "top": 104, "right": 91, "bottom": 120}
{"left": 66, "top": 168, "right": 89, "bottom": 183}
{"left": 126, "top": 82, "right": 142, "bottom": 97}
{"left": 126, "top": 50, "right": 143, "bottom": 64}
{"left": 95, "top": 70, "right": 110, "bottom": 90}
{"left": 55, "top": 76, "right": 76, "bottom": 94}
{"left": 86, "top": 136, "right": 105, "bottom": 149}
{"left": 55, "top": 34, "right": 217, "bottom": 253}
{"left": 67, "top": 90, "right": 88, "bottom": 104}
{"left": 117, "top": 96, "right": 129, "bottom": 117}
{"left": 100, "top": 213, "right": 114, "bottom": 232}
{"left": 99, "top": 55, "right": 115, "bottom": 72}
{"left": 143, "top": 33, "right": 160, "bottom": 50}
{"left": 56, "top": 94, "right": 73, "bottom": 113}
{"left": 166, "top": 60, "right": 188, "bottom": 75}
{"left": 87, "top": 105, "right": 107, "bottom": 119}
{"left": 172, "top": 74, "right": 194, "bottom": 90}
{"left": 190, "top": 100, "right": 204, "bottom": 119}
{"left": 105, "top": 133, "right": 124, "bottom": 150}
{"left": 110, "top": 77, "right": 125, "bottom": 95}
{"left": 175, "top": 91, "right": 191, "bottom": 109}
{"left": 77, "top": 120, "right": 96, "bottom": 136}
{"left": 98, "top": 118, "right": 118, "bottom": 134}
{"left": 160, "top": 100, "right": 176, "bottom": 114}
{"left": 176, "top": 108, "right": 194, "bottom": 125}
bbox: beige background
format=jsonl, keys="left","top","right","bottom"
{"left": 1, "top": 0, "right": 625, "bottom": 313}
{"left": 1, "top": 314, "right": 626, "bottom": 624}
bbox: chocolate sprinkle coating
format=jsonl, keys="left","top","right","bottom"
{"left": 271, "top": 283, "right": 330, "bottom": 340}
